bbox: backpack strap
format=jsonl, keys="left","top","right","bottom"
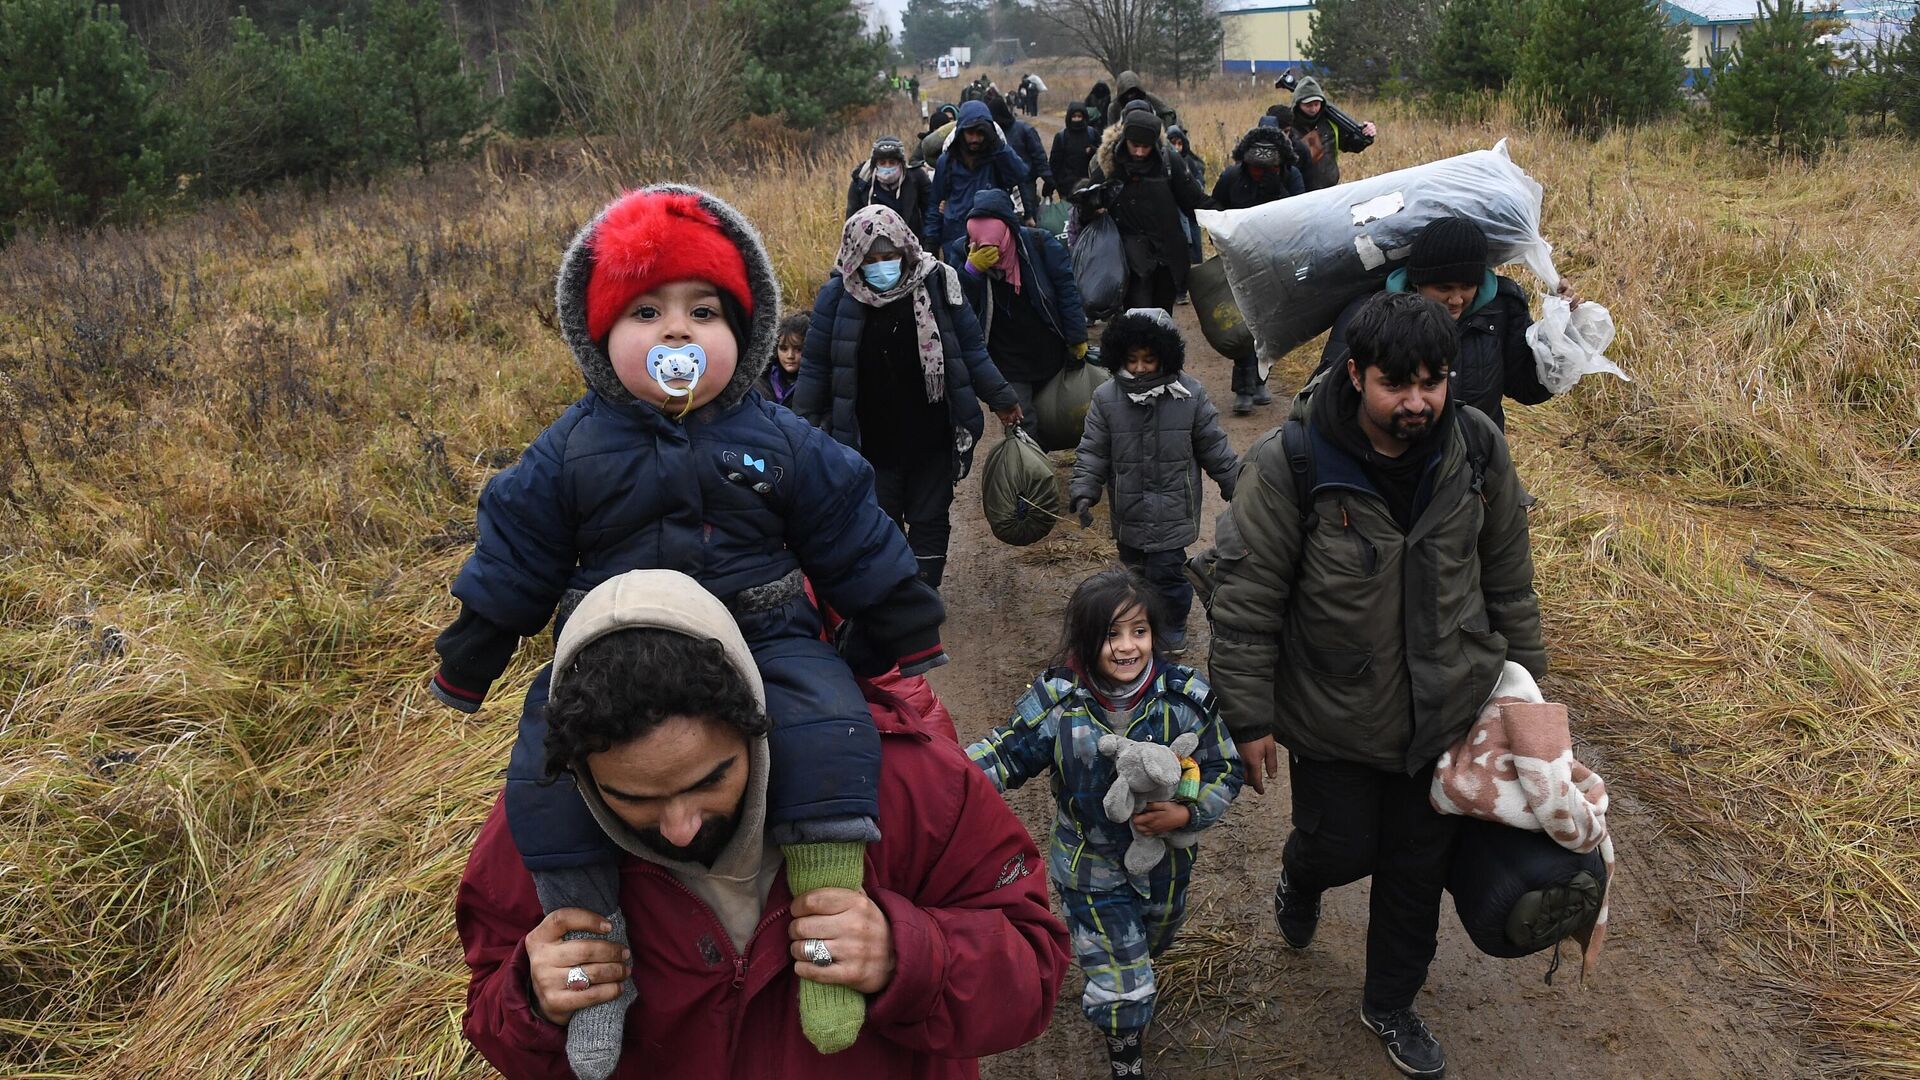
{"left": 1456, "top": 407, "right": 1496, "bottom": 501}
{"left": 1279, "top": 417, "right": 1320, "bottom": 532}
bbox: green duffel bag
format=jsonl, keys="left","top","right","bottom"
{"left": 1190, "top": 255, "right": 1256, "bottom": 362}
{"left": 981, "top": 427, "right": 1062, "bottom": 546}
{"left": 1031, "top": 358, "right": 1109, "bottom": 452}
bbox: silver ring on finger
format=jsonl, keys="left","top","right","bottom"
{"left": 565, "top": 964, "right": 591, "bottom": 991}
{"left": 804, "top": 938, "right": 835, "bottom": 967}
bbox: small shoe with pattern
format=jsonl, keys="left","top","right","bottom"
{"left": 1273, "top": 868, "right": 1321, "bottom": 949}
{"left": 1360, "top": 1005, "right": 1447, "bottom": 1079}
{"left": 1104, "top": 1029, "right": 1145, "bottom": 1077}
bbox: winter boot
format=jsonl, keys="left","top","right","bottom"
{"left": 1233, "top": 392, "right": 1254, "bottom": 415}
{"left": 1104, "top": 1028, "right": 1145, "bottom": 1077}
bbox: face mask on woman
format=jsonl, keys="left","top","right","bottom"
{"left": 861, "top": 259, "right": 904, "bottom": 291}
{"left": 875, "top": 164, "right": 903, "bottom": 183}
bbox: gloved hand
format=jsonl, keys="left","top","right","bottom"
{"left": 1041, "top": 179, "right": 1056, "bottom": 199}
{"left": 429, "top": 670, "right": 485, "bottom": 714}
{"left": 1067, "top": 341, "right": 1089, "bottom": 368}
{"left": 1072, "top": 497, "right": 1094, "bottom": 528}
{"left": 834, "top": 619, "right": 897, "bottom": 679}
{"left": 967, "top": 244, "right": 1001, "bottom": 273}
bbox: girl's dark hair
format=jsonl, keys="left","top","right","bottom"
{"left": 544, "top": 628, "right": 769, "bottom": 779}
{"left": 1054, "top": 567, "right": 1169, "bottom": 674}
{"left": 776, "top": 312, "right": 809, "bottom": 347}
{"left": 1344, "top": 291, "right": 1459, "bottom": 384}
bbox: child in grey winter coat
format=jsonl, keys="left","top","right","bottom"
{"left": 1070, "top": 309, "right": 1239, "bottom": 652}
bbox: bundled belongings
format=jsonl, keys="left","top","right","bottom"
{"left": 1071, "top": 212, "right": 1126, "bottom": 322}
{"left": 981, "top": 427, "right": 1062, "bottom": 545}
{"left": 1032, "top": 354, "right": 1109, "bottom": 452}
{"left": 1431, "top": 661, "right": 1615, "bottom": 978}
{"left": 1196, "top": 139, "right": 1557, "bottom": 365}
{"left": 1187, "top": 256, "right": 1256, "bottom": 365}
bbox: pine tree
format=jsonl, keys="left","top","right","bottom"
{"left": 364, "top": 0, "right": 490, "bottom": 174}
{"left": 0, "top": 0, "right": 171, "bottom": 235}
{"left": 1514, "top": 0, "right": 1687, "bottom": 134}
{"left": 1706, "top": 0, "right": 1840, "bottom": 158}
{"left": 1147, "top": 0, "right": 1224, "bottom": 89}
{"left": 1304, "top": 0, "right": 1444, "bottom": 94}
{"left": 1427, "top": 0, "right": 1525, "bottom": 95}
{"left": 731, "top": 0, "right": 887, "bottom": 129}
{"left": 1891, "top": 11, "right": 1920, "bottom": 135}
{"left": 903, "top": 0, "right": 987, "bottom": 63}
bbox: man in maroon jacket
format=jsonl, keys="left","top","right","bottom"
{"left": 457, "top": 569, "right": 1069, "bottom": 1079}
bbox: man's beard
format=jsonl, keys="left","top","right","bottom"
{"left": 637, "top": 813, "right": 739, "bottom": 866}
{"left": 1386, "top": 407, "right": 1435, "bottom": 442}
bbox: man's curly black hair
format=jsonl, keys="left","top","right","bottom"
{"left": 543, "top": 628, "right": 769, "bottom": 780}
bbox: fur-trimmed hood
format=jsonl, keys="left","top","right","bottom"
{"left": 1096, "top": 114, "right": 1173, "bottom": 172}
{"left": 555, "top": 184, "right": 781, "bottom": 415}
{"left": 1099, "top": 307, "right": 1185, "bottom": 376}
{"left": 1232, "top": 125, "right": 1299, "bottom": 167}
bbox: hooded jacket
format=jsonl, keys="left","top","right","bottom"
{"left": 1319, "top": 267, "right": 1551, "bottom": 431}
{"left": 847, "top": 157, "right": 932, "bottom": 237}
{"left": 1072, "top": 118, "right": 1215, "bottom": 289}
{"left": 458, "top": 570, "right": 1071, "bottom": 1080}
{"left": 926, "top": 101, "right": 1030, "bottom": 247}
{"left": 988, "top": 93, "right": 1051, "bottom": 215}
{"left": 1210, "top": 126, "right": 1305, "bottom": 209}
{"left": 795, "top": 257, "right": 1018, "bottom": 480}
{"left": 1290, "top": 77, "right": 1367, "bottom": 191}
{"left": 433, "top": 184, "right": 939, "bottom": 710}
{"left": 1204, "top": 375, "right": 1546, "bottom": 772}
{"left": 941, "top": 188, "right": 1089, "bottom": 384}
{"left": 1048, "top": 101, "right": 1099, "bottom": 196}
{"left": 1112, "top": 70, "right": 1179, "bottom": 130}
{"left": 1069, "top": 311, "right": 1239, "bottom": 551}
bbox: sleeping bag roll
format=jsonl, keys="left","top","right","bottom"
{"left": 1447, "top": 818, "right": 1608, "bottom": 959}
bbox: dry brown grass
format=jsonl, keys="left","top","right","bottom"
{"left": 2, "top": 72, "right": 1918, "bottom": 1077}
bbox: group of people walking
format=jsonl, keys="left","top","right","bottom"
{"left": 443, "top": 66, "right": 1587, "bottom": 1080}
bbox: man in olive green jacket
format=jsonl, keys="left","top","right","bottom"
{"left": 1205, "top": 292, "right": 1544, "bottom": 1080}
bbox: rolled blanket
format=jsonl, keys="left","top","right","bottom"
{"left": 1431, "top": 661, "right": 1615, "bottom": 978}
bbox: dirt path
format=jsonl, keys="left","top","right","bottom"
{"left": 922, "top": 295, "right": 1825, "bottom": 1078}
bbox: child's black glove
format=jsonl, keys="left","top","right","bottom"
{"left": 1072, "top": 497, "right": 1095, "bottom": 528}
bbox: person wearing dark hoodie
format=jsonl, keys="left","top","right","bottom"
{"left": 1069, "top": 309, "right": 1239, "bottom": 653}
{"left": 1071, "top": 104, "right": 1215, "bottom": 315}
{"left": 1291, "top": 76, "right": 1376, "bottom": 191}
{"left": 942, "top": 188, "right": 1091, "bottom": 432}
{"left": 1085, "top": 80, "right": 1113, "bottom": 131}
{"left": 1111, "top": 69, "right": 1179, "bottom": 130}
{"left": 429, "top": 186, "right": 952, "bottom": 1076}
{"left": 798, "top": 205, "right": 1024, "bottom": 589}
{"left": 925, "top": 99, "right": 1031, "bottom": 249}
{"left": 985, "top": 88, "right": 1051, "bottom": 223}
{"left": 847, "top": 136, "right": 930, "bottom": 237}
{"left": 1211, "top": 124, "right": 1305, "bottom": 412}
{"left": 1205, "top": 292, "right": 1544, "bottom": 1080}
{"left": 458, "top": 569, "right": 1072, "bottom": 1079}
{"left": 1165, "top": 125, "right": 1207, "bottom": 275}
{"left": 1319, "top": 216, "right": 1580, "bottom": 432}
{"left": 1047, "top": 101, "right": 1099, "bottom": 201}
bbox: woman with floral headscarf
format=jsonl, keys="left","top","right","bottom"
{"left": 796, "top": 205, "right": 1023, "bottom": 588}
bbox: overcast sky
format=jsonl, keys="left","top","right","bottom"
{"left": 871, "top": 0, "right": 906, "bottom": 36}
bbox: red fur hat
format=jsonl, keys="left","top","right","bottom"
{"left": 584, "top": 190, "right": 754, "bottom": 343}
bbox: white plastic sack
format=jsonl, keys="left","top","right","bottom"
{"left": 1197, "top": 140, "right": 1559, "bottom": 364}
{"left": 1527, "top": 296, "right": 1628, "bottom": 394}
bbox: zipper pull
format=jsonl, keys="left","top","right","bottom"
{"left": 732, "top": 956, "right": 746, "bottom": 990}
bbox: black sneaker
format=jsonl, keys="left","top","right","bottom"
{"left": 1360, "top": 1005, "right": 1447, "bottom": 1079}
{"left": 1273, "top": 869, "right": 1321, "bottom": 949}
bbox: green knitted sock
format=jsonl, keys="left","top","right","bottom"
{"left": 783, "top": 841, "right": 868, "bottom": 1055}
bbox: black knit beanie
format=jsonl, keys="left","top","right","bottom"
{"left": 1408, "top": 217, "right": 1489, "bottom": 286}
{"left": 1122, "top": 108, "right": 1162, "bottom": 146}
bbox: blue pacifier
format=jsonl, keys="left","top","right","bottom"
{"left": 647, "top": 343, "right": 708, "bottom": 399}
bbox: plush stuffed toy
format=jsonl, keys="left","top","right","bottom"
{"left": 1099, "top": 731, "right": 1202, "bottom": 875}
